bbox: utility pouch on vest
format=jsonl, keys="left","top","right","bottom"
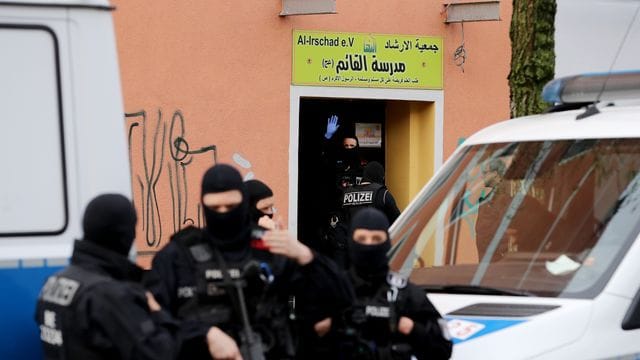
{"left": 173, "top": 230, "right": 234, "bottom": 324}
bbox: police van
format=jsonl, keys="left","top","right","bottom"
{"left": 388, "top": 71, "right": 640, "bottom": 359}
{"left": 0, "top": 1, "right": 130, "bottom": 358}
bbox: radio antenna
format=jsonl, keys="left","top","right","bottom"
{"left": 595, "top": 2, "right": 640, "bottom": 104}
{"left": 578, "top": 3, "right": 640, "bottom": 120}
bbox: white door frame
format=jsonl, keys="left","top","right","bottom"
{"left": 288, "top": 85, "right": 444, "bottom": 234}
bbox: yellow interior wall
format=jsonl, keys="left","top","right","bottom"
{"left": 386, "top": 101, "right": 435, "bottom": 210}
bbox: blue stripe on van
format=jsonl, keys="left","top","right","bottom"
{"left": 0, "top": 264, "right": 63, "bottom": 359}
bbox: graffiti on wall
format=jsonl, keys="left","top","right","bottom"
{"left": 126, "top": 109, "right": 216, "bottom": 255}
{"left": 126, "top": 108, "right": 257, "bottom": 259}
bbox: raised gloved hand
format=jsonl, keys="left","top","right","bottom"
{"left": 325, "top": 115, "right": 340, "bottom": 139}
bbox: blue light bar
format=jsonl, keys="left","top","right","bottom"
{"left": 542, "top": 70, "right": 640, "bottom": 104}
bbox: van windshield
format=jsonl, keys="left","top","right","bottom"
{"left": 389, "top": 139, "right": 640, "bottom": 298}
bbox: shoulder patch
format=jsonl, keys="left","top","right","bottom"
{"left": 40, "top": 276, "right": 80, "bottom": 306}
{"left": 189, "top": 243, "right": 213, "bottom": 262}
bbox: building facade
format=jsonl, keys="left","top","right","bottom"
{"left": 111, "top": 0, "right": 513, "bottom": 266}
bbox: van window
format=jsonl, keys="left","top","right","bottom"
{"left": 390, "top": 139, "right": 640, "bottom": 298}
{"left": 0, "top": 27, "right": 67, "bottom": 235}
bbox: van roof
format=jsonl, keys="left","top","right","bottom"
{"left": 465, "top": 103, "right": 640, "bottom": 146}
{"left": 464, "top": 70, "right": 640, "bottom": 146}
{"left": 0, "top": 0, "right": 110, "bottom": 8}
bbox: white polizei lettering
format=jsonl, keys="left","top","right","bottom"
{"left": 177, "top": 286, "right": 196, "bottom": 298}
{"left": 229, "top": 269, "right": 241, "bottom": 278}
{"left": 40, "top": 325, "right": 63, "bottom": 346}
{"left": 44, "top": 310, "right": 57, "bottom": 328}
{"left": 205, "top": 268, "right": 241, "bottom": 280}
{"left": 41, "top": 277, "right": 79, "bottom": 306}
{"left": 343, "top": 191, "right": 374, "bottom": 206}
{"left": 205, "top": 269, "right": 223, "bottom": 280}
{"left": 365, "top": 305, "right": 390, "bottom": 318}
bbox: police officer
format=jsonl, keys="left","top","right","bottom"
{"left": 313, "top": 208, "right": 453, "bottom": 360}
{"left": 34, "top": 194, "right": 217, "bottom": 360}
{"left": 341, "top": 161, "right": 400, "bottom": 225}
{"left": 246, "top": 179, "right": 277, "bottom": 230}
{"left": 321, "top": 115, "right": 368, "bottom": 265}
{"left": 330, "top": 161, "right": 400, "bottom": 268}
{"left": 146, "top": 164, "right": 350, "bottom": 359}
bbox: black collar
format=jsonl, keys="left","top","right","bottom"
{"left": 71, "top": 240, "right": 143, "bottom": 282}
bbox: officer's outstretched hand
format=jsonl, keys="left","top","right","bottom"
{"left": 145, "top": 292, "right": 161, "bottom": 312}
{"left": 314, "top": 317, "right": 332, "bottom": 337}
{"left": 207, "top": 327, "right": 243, "bottom": 360}
{"left": 325, "top": 115, "right": 340, "bottom": 139}
{"left": 398, "top": 316, "right": 415, "bottom": 335}
{"left": 263, "top": 229, "right": 313, "bottom": 265}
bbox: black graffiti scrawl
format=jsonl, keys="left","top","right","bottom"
{"left": 126, "top": 109, "right": 216, "bottom": 254}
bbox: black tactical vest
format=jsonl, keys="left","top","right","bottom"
{"left": 340, "top": 272, "right": 411, "bottom": 360}
{"left": 172, "top": 228, "right": 295, "bottom": 357}
{"left": 341, "top": 183, "right": 385, "bottom": 221}
{"left": 173, "top": 230, "right": 264, "bottom": 328}
{"left": 35, "top": 266, "right": 115, "bottom": 360}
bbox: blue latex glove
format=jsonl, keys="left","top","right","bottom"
{"left": 325, "top": 115, "right": 340, "bottom": 139}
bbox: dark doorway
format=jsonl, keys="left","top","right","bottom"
{"left": 297, "top": 98, "right": 386, "bottom": 253}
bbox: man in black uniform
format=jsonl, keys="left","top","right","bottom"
{"left": 332, "top": 161, "right": 400, "bottom": 268}
{"left": 246, "top": 178, "right": 277, "bottom": 230}
{"left": 34, "top": 194, "right": 218, "bottom": 360}
{"left": 146, "top": 164, "right": 350, "bottom": 359}
{"left": 313, "top": 208, "right": 453, "bottom": 360}
{"left": 321, "top": 115, "right": 368, "bottom": 265}
{"left": 342, "top": 161, "right": 400, "bottom": 225}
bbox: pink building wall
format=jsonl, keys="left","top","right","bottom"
{"left": 111, "top": 0, "right": 513, "bottom": 266}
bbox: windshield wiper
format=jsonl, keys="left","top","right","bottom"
{"left": 423, "top": 284, "right": 536, "bottom": 297}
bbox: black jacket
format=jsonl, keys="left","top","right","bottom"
{"left": 35, "top": 240, "right": 181, "bottom": 360}
{"left": 330, "top": 269, "right": 452, "bottom": 360}
{"left": 145, "top": 226, "right": 352, "bottom": 359}
{"left": 342, "top": 182, "right": 401, "bottom": 224}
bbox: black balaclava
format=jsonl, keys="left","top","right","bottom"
{"left": 201, "top": 164, "right": 251, "bottom": 252}
{"left": 342, "top": 136, "right": 361, "bottom": 168}
{"left": 82, "top": 194, "right": 137, "bottom": 256}
{"left": 362, "top": 161, "right": 385, "bottom": 184}
{"left": 348, "top": 208, "right": 391, "bottom": 279}
{"left": 245, "top": 179, "right": 274, "bottom": 223}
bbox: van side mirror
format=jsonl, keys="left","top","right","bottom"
{"left": 622, "top": 286, "right": 640, "bottom": 330}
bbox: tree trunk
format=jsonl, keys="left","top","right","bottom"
{"left": 509, "top": 0, "right": 557, "bottom": 118}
